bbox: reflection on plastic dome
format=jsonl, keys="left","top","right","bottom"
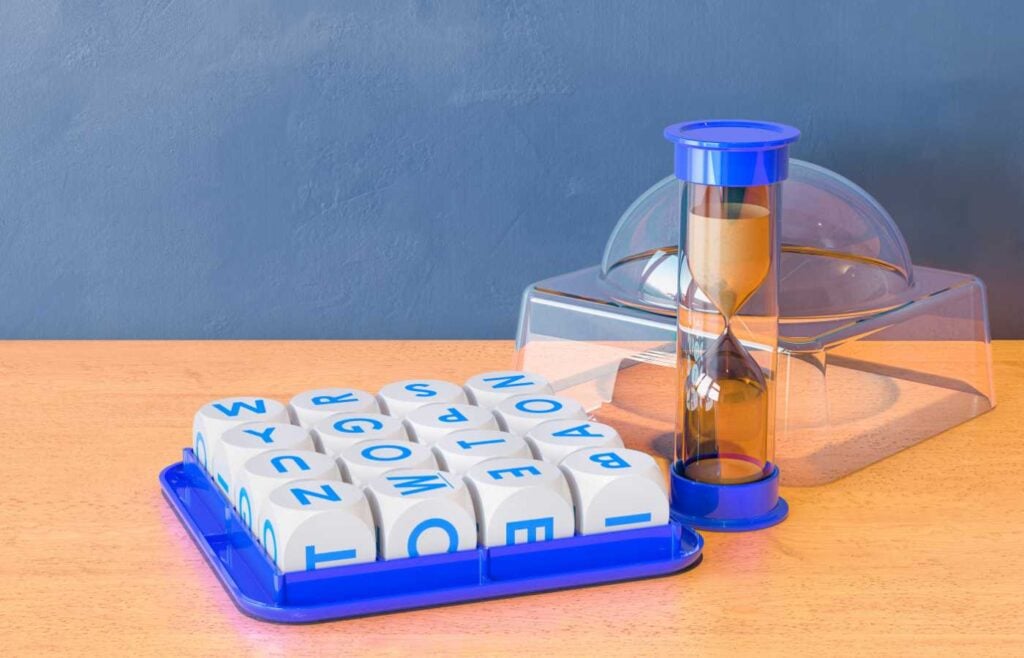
{"left": 600, "top": 161, "right": 916, "bottom": 323}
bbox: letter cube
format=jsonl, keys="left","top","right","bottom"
{"left": 259, "top": 479, "right": 376, "bottom": 572}
{"left": 463, "top": 458, "right": 575, "bottom": 547}
{"left": 192, "top": 396, "right": 289, "bottom": 473}
{"left": 493, "top": 394, "right": 587, "bottom": 435}
{"left": 432, "top": 430, "right": 533, "bottom": 475}
{"left": 525, "top": 419, "right": 624, "bottom": 463}
{"left": 404, "top": 403, "right": 499, "bottom": 445}
{"left": 560, "top": 448, "right": 668, "bottom": 534}
{"left": 364, "top": 469, "right": 477, "bottom": 560}
{"left": 377, "top": 379, "right": 468, "bottom": 418}
{"left": 211, "top": 422, "right": 314, "bottom": 499}
{"left": 463, "top": 371, "right": 553, "bottom": 410}
{"left": 288, "top": 388, "right": 380, "bottom": 428}
{"left": 337, "top": 439, "right": 438, "bottom": 486}
{"left": 234, "top": 449, "right": 340, "bottom": 531}
{"left": 312, "top": 412, "right": 409, "bottom": 456}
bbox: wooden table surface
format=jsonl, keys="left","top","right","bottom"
{"left": 2, "top": 341, "right": 1022, "bottom": 656}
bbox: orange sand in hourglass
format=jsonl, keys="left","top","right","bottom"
{"left": 681, "top": 196, "right": 773, "bottom": 484}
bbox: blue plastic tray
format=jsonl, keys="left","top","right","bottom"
{"left": 160, "top": 449, "right": 703, "bottom": 623}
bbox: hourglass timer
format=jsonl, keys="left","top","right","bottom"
{"left": 664, "top": 120, "right": 799, "bottom": 531}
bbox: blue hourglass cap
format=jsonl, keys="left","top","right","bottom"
{"left": 664, "top": 120, "right": 800, "bottom": 187}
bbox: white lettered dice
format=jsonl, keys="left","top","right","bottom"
{"left": 364, "top": 469, "right": 478, "bottom": 559}
{"left": 288, "top": 388, "right": 380, "bottom": 428}
{"left": 464, "top": 458, "right": 575, "bottom": 547}
{"left": 211, "top": 422, "right": 315, "bottom": 499}
{"left": 525, "top": 419, "right": 624, "bottom": 464}
{"left": 404, "top": 403, "right": 499, "bottom": 445}
{"left": 338, "top": 439, "right": 438, "bottom": 486}
{"left": 432, "top": 430, "right": 533, "bottom": 475}
{"left": 560, "top": 448, "right": 668, "bottom": 534}
{"left": 192, "top": 397, "right": 289, "bottom": 473}
{"left": 377, "top": 379, "right": 468, "bottom": 418}
{"left": 463, "top": 371, "right": 554, "bottom": 410}
{"left": 493, "top": 394, "right": 587, "bottom": 436}
{"left": 235, "top": 449, "right": 340, "bottom": 531}
{"left": 259, "top": 479, "right": 376, "bottom": 572}
{"left": 312, "top": 412, "right": 409, "bottom": 456}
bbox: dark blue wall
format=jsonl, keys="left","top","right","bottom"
{"left": 2, "top": 1, "right": 1022, "bottom": 338}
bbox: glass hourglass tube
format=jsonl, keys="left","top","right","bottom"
{"left": 664, "top": 119, "right": 797, "bottom": 530}
{"left": 677, "top": 182, "right": 780, "bottom": 485}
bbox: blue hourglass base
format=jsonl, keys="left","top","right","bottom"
{"left": 670, "top": 464, "right": 788, "bottom": 532}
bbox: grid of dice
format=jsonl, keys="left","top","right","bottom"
{"left": 190, "top": 371, "right": 669, "bottom": 574}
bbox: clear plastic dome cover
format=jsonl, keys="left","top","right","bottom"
{"left": 600, "top": 160, "right": 915, "bottom": 322}
{"left": 519, "top": 158, "right": 992, "bottom": 487}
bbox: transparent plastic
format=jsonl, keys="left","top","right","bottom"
{"left": 602, "top": 161, "right": 915, "bottom": 325}
{"left": 516, "top": 160, "right": 994, "bottom": 486}
{"left": 677, "top": 182, "right": 781, "bottom": 486}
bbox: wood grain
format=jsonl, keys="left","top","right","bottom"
{"left": 1, "top": 340, "right": 1022, "bottom": 656}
